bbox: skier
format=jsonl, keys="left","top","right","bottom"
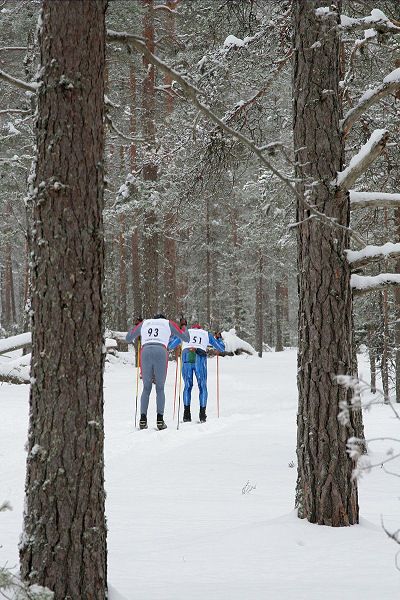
{"left": 168, "top": 322, "right": 225, "bottom": 423}
{"left": 126, "top": 314, "right": 189, "bottom": 430}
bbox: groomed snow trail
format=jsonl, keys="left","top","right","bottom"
{"left": 1, "top": 350, "right": 399, "bottom": 599}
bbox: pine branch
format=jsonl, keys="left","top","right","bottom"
{"left": 336, "top": 129, "right": 389, "bottom": 190}
{"left": 106, "top": 29, "right": 299, "bottom": 200}
{"left": 0, "top": 46, "right": 28, "bottom": 52}
{"left": 341, "top": 11, "right": 400, "bottom": 34}
{"left": 342, "top": 74, "right": 400, "bottom": 135}
{"left": 0, "top": 108, "right": 32, "bottom": 115}
{"left": 350, "top": 190, "right": 400, "bottom": 209}
{"left": 104, "top": 112, "right": 144, "bottom": 143}
{"left": 351, "top": 273, "right": 400, "bottom": 294}
{"left": 106, "top": 28, "right": 364, "bottom": 247}
{"left": 346, "top": 243, "right": 400, "bottom": 269}
{"left": 0, "top": 68, "right": 38, "bottom": 92}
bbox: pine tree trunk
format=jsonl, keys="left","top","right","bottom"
{"left": 206, "top": 195, "right": 211, "bottom": 328}
{"left": 162, "top": 4, "right": 177, "bottom": 320}
{"left": 142, "top": 0, "right": 159, "bottom": 317}
{"left": 256, "top": 248, "right": 263, "bottom": 358}
{"left": 131, "top": 229, "right": 141, "bottom": 318}
{"left": 4, "top": 240, "right": 12, "bottom": 330}
{"left": 164, "top": 213, "right": 177, "bottom": 318}
{"left": 129, "top": 64, "right": 142, "bottom": 320}
{"left": 232, "top": 203, "right": 241, "bottom": 336}
{"left": 119, "top": 216, "right": 127, "bottom": 330}
{"left": 368, "top": 322, "right": 377, "bottom": 394}
{"left": 381, "top": 289, "right": 390, "bottom": 401}
{"left": 293, "top": 0, "right": 359, "bottom": 526}
{"left": 275, "top": 281, "right": 283, "bottom": 352}
{"left": 281, "top": 276, "right": 290, "bottom": 345}
{"left": 20, "top": 3, "right": 107, "bottom": 598}
{"left": 394, "top": 207, "right": 400, "bottom": 401}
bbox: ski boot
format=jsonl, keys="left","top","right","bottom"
{"left": 157, "top": 413, "right": 167, "bottom": 430}
{"left": 139, "top": 414, "right": 148, "bottom": 430}
{"left": 183, "top": 406, "right": 191, "bottom": 422}
{"left": 199, "top": 407, "right": 207, "bottom": 423}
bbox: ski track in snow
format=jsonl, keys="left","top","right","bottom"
{"left": 1, "top": 351, "right": 399, "bottom": 599}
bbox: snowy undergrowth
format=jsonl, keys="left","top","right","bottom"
{"left": 1, "top": 351, "right": 399, "bottom": 599}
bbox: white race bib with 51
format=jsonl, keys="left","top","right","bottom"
{"left": 182, "top": 328, "right": 208, "bottom": 352}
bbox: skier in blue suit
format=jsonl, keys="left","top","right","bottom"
{"left": 168, "top": 321, "right": 225, "bottom": 423}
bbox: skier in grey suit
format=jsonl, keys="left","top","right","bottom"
{"left": 126, "top": 314, "right": 189, "bottom": 430}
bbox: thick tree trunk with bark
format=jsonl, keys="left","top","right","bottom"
{"left": 293, "top": 1, "right": 360, "bottom": 526}
{"left": 20, "top": 3, "right": 107, "bottom": 598}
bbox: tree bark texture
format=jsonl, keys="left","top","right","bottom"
{"left": 293, "top": 1, "right": 359, "bottom": 526}
{"left": 142, "top": 0, "right": 159, "bottom": 317}
{"left": 20, "top": 3, "right": 107, "bottom": 598}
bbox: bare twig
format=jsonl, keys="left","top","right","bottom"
{"left": 0, "top": 68, "right": 38, "bottom": 92}
{"left": 0, "top": 108, "right": 32, "bottom": 115}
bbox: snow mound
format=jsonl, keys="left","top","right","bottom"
{"left": 222, "top": 328, "right": 256, "bottom": 355}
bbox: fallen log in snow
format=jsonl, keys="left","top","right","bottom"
{"left": 214, "top": 328, "right": 256, "bottom": 356}
{"left": 0, "top": 353, "right": 31, "bottom": 384}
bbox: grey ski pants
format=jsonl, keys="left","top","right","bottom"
{"left": 140, "top": 343, "right": 168, "bottom": 416}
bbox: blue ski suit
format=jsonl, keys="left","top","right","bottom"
{"left": 168, "top": 329, "right": 225, "bottom": 408}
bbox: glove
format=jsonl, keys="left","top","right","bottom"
{"left": 135, "top": 316, "right": 143, "bottom": 326}
{"left": 180, "top": 317, "right": 187, "bottom": 328}
{"left": 214, "top": 332, "right": 222, "bottom": 339}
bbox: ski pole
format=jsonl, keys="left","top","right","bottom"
{"left": 134, "top": 339, "right": 141, "bottom": 428}
{"left": 217, "top": 350, "right": 220, "bottom": 418}
{"left": 173, "top": 345, "right": 179, "bottom": 420}
{"left": 177, "top": 343, "right": 183, "bottom": 430}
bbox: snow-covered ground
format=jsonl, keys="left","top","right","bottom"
{"left": 1, "top": 350, "right": 399, "bottom": 599}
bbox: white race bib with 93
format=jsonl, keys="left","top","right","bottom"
{"left": 182, "top": 328, "right": 208, "bottom": 352}
{"left": 141, "top": 318, "right": 171, "bottom": 347}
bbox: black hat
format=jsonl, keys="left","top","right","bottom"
{"left": 153, "top": 313, "right": 166, "bottom": 319}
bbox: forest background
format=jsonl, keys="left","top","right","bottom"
{"left": 1, "top": 0, "right": 400, "bottom": 390}
{"left": 1, "top": 1, "right": 400, "bottom": 598}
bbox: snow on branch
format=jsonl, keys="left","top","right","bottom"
{"left": 346, "top": 243, "right": 400, "bottom": 269}
{"left": 350, "top": 190, "right": 400, "bottom": 210}
{"left": 342, "top": 69, "right": 400, "bottom": 135}
{"left": 0, "top": 332, "right": 31, "bottom": 355}
{"left": 336, "top": 129, "right": 389, "bottom": 190}
{"left": 351, "top": 273, "right": 400, "bottom": 295}
{"left": 106, "top": 29, "right": 300, "bottom": 202}
{"left": 0, "top": 68, "right": 38, "bottom": 92}
{"left": 341, "top": 9, "right": 400, "bottom": 34}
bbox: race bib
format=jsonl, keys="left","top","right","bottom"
{"left": 182, "top": 328, "right": 208, "bottom": 352}
{"left": 141, "top": 318, "right": 171, "bottom": 346}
